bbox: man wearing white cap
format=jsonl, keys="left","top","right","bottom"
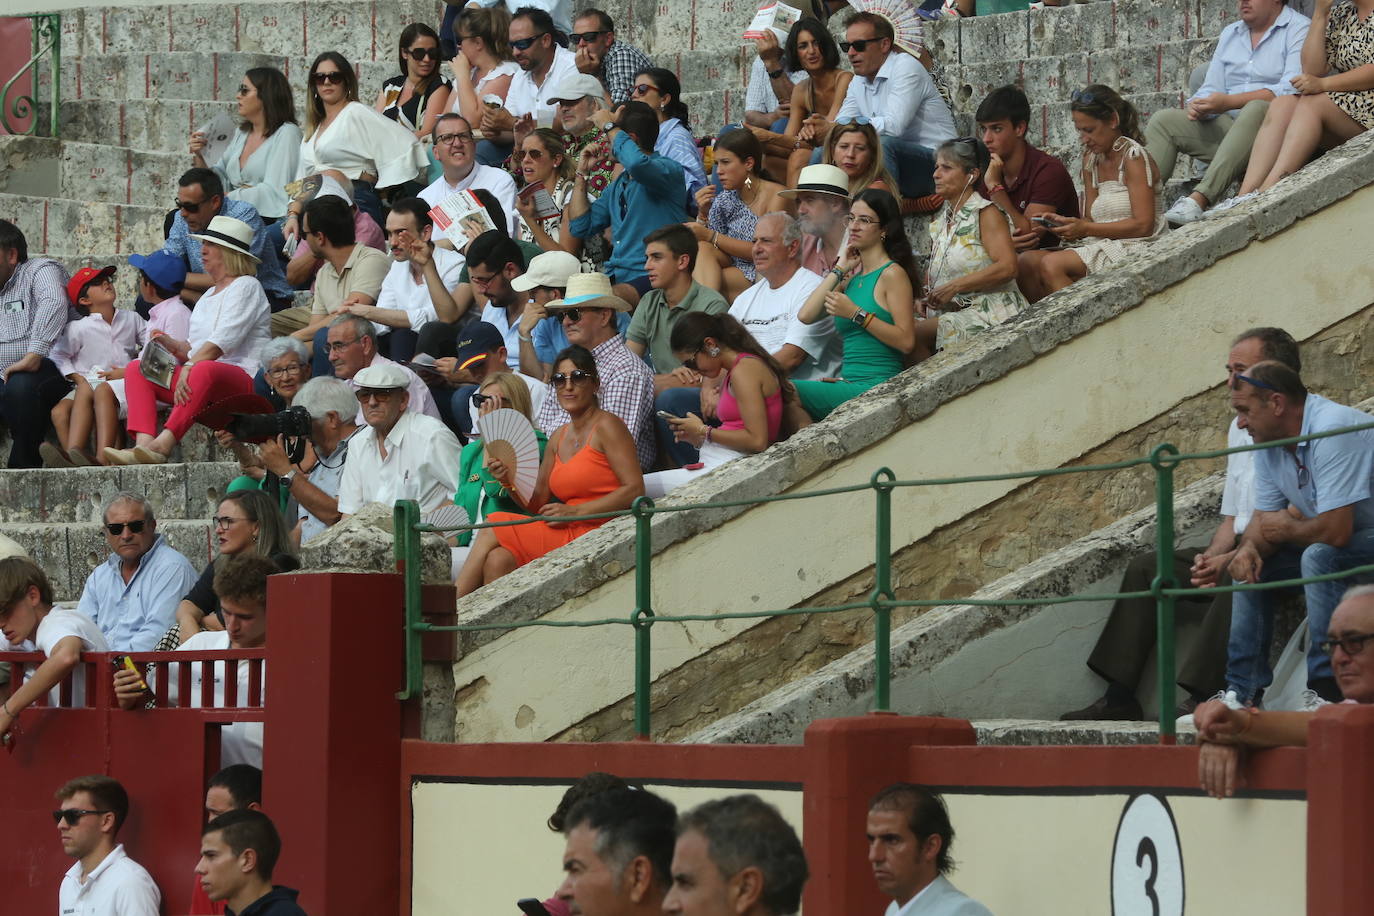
{"left": 337, "top": 363, "right": 462, "bottom": 517}
{"left": 535, "top": 273, "right": 656, "bottom": 469}
{"left": 782, "top": 164, "right": 852, "bottom": 276}
{"left": 419, "top": 113, "right": 520, "bottom": 236}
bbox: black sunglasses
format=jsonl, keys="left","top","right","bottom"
{"left": 106, "top": 520, "right": 147, "bottom": 536}
{"left": 568, "top": 29, "right": 609, "bottom": 44}
{"left": 510, "top": 32, "right": 547, "bottom": 51}
{"left": 408, "top": 46, "right": 442, "bottom": 61}
{"left": 558, "top": 308, "right": 585, "bottom": 322}
{"left": 839, "top": 38, "right": 881, "bottom": 52}
{"left": 312, "top": 71, "right": 346, "bottom": 85}
{"left": 471, "top": 392, "right": 496, "bottom": 408}
{"left": 1320, "top": 632, "right": 1374, "bottom": 657}
{"left": 53, "top": 808, "right": 110, "bottom": 826}
{"left": 550, "top": 369, "right": 596, "bottom": 387}
{"left": 175, "top": 197, "right": 210, "bottom": 211}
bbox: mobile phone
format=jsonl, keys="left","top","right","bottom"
{"left": 112, "top": 655, "right": 149, "bottom": 692}
{"left": 656, "top": 410, "right": 679, "bottom": 421}
{"left": 1031, "top": 215, "right": 1056, "bottom": 228}
{"left": 517, "top": 899, "right": 551, "bottom": 916}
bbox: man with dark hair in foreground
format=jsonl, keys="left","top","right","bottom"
{"left": 867, "top": 783, "right": 992, "bottom": 915}
{"left": 197, "top": 809, "right": 307, "bottom": 915}
{"left": 556, "top": 785, "right": 677, "bottom": 916}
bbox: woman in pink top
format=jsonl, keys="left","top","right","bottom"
{"left": 644, "top": 312, "right": 795, "bottom": 497}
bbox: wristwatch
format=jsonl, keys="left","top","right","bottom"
{"left": 767, "top": 67, "right": 785, "bottom": 79}
{"left": 280, "top": 470, "right": 298, "bottom": 490}
{"left": 851, "top": 308, "right": 870, "bottom": 326}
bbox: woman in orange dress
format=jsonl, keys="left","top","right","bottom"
{"left": 455, "top": 345, "right": 645, "bottom": 595}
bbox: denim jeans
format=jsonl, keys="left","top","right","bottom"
{"left": 0, "top": 358, "right": 70, "bottom": 467}
{"left": 476, "top": 139, "right": 513, "bottom": 169}
{"left": 655, "top": 386, "right": 703, "bottom": 466}
{"left": 1226, "top": 528, "right": 1374, "bottom": 701}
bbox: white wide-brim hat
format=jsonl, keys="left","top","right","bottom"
{"left": 189, "top": 215, "right": 261, "bottom": 264}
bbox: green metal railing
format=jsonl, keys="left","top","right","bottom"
{"left": 393, "top": 419, "right": 1374, "bottom": 742}
{"left": 2, "top": 13, "right": 60, "bottom": 138}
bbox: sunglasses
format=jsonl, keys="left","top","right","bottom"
{"left": 839, "top": 38, "right": 880, "bottom": 52}
{"left": 1319, "top": 632, "right": 1374, "bottom": 657}
{"left": 235, "top": 84, "right": 254, "bottom": 96}
{"left": 683, "top": 353, "right": 701, "bottom": 372}
{"left": 52, "top": 808, "right": 109, "bottom": 826}
{"left": 356, "top": 388, "right": 399, "bottom": 403}
{"left": 1232, "top": 373, "right": 1281, "bottom": 393}
{"left": 519, "top": 148, "right": 546, "bottom": 160}
{"left": 408, "top": 46, "right": 442, "bottom": 61}
{"left": 1070, "top": 88, "right": 1097, "bottom": 105}
{"left": 558, "top": 308, "right": 586, "bottom": 322}
{"left": 510, "top": 32, "right": 547, "bottom": 51}
{"left": 471, "top": 392, "right": 496, "bottom": 408}
{"left": 631, "top": 83, "right": 657, "bottom": 97}
{"left": 550, "top": 369, "right": 596, "bottom": 387}
{"left": 569, "top": 29, "right": 609, "bottom": 44}
{"left": 175, "top": 197, "right": 210, "bottom": 211}
{"left": 105, "top": 520, "right": 147, "bottom": 536}
{"left": 312, "top": 71, "right": 346, "bottom": 86}
{"left": 437, "top": 131, "right": 476, "bottom": 145}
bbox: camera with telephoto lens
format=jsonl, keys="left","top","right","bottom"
{"left": 226, "top": 405, "right": 314, "bottom": 442}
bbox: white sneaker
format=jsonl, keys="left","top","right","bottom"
{"left": 1175, "top": 688, "right": 1247, "bottom": 730}
{"left": 1165, "top": 196, "right": 1204, "bottom": 226}
{"left": 1209, "top": 190, "right": 1260, "bottom": 214}
{"left": 1298, "top": 689, "right": 1332, "bottom": 712}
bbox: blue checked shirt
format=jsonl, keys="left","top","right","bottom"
{"left": 161, "top": 198, "right": 292, "bottom": 300}
{"left": 600, "top": 40, "right": 653, "bottom": 104}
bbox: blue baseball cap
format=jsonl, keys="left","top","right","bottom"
{"left": 128, "top": 250, "right": 188, "bottom": 292}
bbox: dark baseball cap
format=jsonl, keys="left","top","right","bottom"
{"left": 454, "top": 322, "right": 508, "bottom": 370}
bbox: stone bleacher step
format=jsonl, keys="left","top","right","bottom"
{"left": 972, "top": 719, "right": 1196, "bottom": 747}
{"left": 0, "top": 192, "right": 166, "bottom": 260}
{"left": 0, "top": 135, "right": 184, "bottom": 210}
{"left": 0, "top": 460, "right": 242, "bottom": 524}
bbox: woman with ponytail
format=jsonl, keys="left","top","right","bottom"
{"left": 1018, "top": 84, "right": 1167, "bottom": 303}
{"left": 793, "top": 188, "right": 917, "bottom": 420}
{"left": 645, "top": 312, "right": 797, "bottom": 496}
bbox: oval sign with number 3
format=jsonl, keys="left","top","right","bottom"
{"left": 1111, "top": 793, "right": 1184, "bottom": 916}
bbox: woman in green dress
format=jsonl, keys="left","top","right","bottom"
{"left": 794, "top": 188, "right": 918, "bottom": 420}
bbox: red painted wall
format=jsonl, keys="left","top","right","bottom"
{"left": 1, "top": 17, "right": 34, "bottom": 135}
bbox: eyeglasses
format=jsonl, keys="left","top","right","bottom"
{"left": 844, "top": 214, "right": 878, "bottom": 226}
{"left": 267, "top": 363, "right": 306, "bottom": 379}
{"left": 436, "top": 131, "right": 476, "bottom": 145}
{"left": 312, "top": 71, "right": 346, "bottom": 86}
{"left": 235, "top": 84, "right": 254, "bottom": 96}
{"left": 519, "top": 148, "right": 545, "bottom": 160}
{"left": 682, "top": 350, "right": 702, "bottom": 372}
{"left": 839, "top": 37, "right": 880, "bottom": 52}
{"left": 324, "top": 337, "right": 362, "bottom": 353}
{"left": 356, "top": 388, "right": 399, "bottom": 403}
{"left": 212, "top": 515, "right": 247, "bottom": 529}
{"left": 950, "top": 136, "right": 979, "bottom": 155}
{"left": 52, "top": 809, "right": 110, "bottom": 826}
{"left": 1320, "top": 631, "right": 1374, "bottom": 657}
{"left": 631, "top": 83, "right": 658, "bottom": 97}
{"left": 510, "top": 32, "right": 547, "bottom": 51}
{"left": 175, "top": 197, "right": 210, "bottom": 212}
{"left": 105, "top": 520, "right": 147, "bottom": 536}
{"left": 550, "top": 369, "right": 596, "bottom": 387}
{"left": 1070, "top": 88, "right": 1097, "bottom": 105}
{"left": 568, "top": 29, "right": 609, "bottom": 45}
{"left": 408, "top": 46, "right": 442, "bottom": 61}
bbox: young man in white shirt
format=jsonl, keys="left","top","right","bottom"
{"left": 54, "top": 775, "right": 161, "bottom": 915}
{"left": 419, "top": 113, "right": 520, "bottom": 235}
{"left": 0, "top": 557, "right": 109, "bottom": 744}
{"left": 481, "top": 8, "right": 578, "bottom": 155}
{"left": 342, "top": 198, "right": 466, "bottom": 363}
{"left": 867, "top": 784, "right": 991, "bottom": 916}
{"left": 727, "top": 212, "right": 841, "bottom": 383}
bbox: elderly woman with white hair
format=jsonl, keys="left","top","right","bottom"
{"left": 219, "top": 335, "right": 316, "bottom": 492}
{"left": 108, "top": 215, "right": 271, "bottom": 465}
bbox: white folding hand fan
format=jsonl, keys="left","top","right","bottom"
{"left": 478, "top": 408, "right": 541, "bottom": 502}
{"left": 850, "top": 0, "right": 926, "bottom": 57}
{"left": 422, "top": 504, "right": 471, "bottom": 531}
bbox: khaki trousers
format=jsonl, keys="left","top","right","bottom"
{"left": 1144, "top": 98, "right": 1270, "bottom": 205}
{"left": 270, "top": 306, "right": 313, "bottom": 337}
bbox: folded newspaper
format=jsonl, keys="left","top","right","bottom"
{"left": 138, "top": 337, "right": 179, "bottom": 389}
{"left": 743, "top": 1, "right": 800, "bottom": 41}
{"left": 195, "top": 112, "right": 238, "bottom": 168}
{"left": 429, "top": 190, "right": 499, "bottom": 248}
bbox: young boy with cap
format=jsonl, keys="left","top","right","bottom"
{"left": 131, "top": 249, "right": 192, "bottom": 342}
{"left": 42, "top": 266, "right": 148, "bottom": 467}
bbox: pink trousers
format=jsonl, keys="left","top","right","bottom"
{"left": 124, "top": 359, "right": 253, "bottom": 439}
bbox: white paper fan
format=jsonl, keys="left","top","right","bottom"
{"left": 849, "top": 0, "right": 925, "bottom": 58}
{"left": 422, "top": 503, "right": 471, "bottom": 531}
{"left": 478, "top": 408, "right": 540, "bottom": 503}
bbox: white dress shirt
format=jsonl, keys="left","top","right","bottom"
{"left": 835, "top": 51, "right": 955, "bottom": 150}
{"left": 419, "top": 163, "right": 521, "bottom": 236}
{"left": 374, "top": 245, "right": 467, "bottom": 332}
{"left": 505, "top": 46, "right": 579, "bottom": 128}
{"left": 337, "top": 410, "right": 462, "bottom": 515}
{"left": 884, "top": 875, "right": 993, "bottom": 916}
{"left": 50, "top": 310, "right": 147, "bottom": 380}
{"left": 1220, "top": 419, "right": 1256, "bottom": 536}
{"left": 186, "top": 275, "right": 271, "bottom": 375}
{"left": 59, "top": 844, "right": 161, "bottom": 916}
{"left": 728, "top": 267, "right": 842, "bottom": 382}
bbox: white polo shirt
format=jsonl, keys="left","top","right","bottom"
{"left": 374, "top": 245, "right": 467, "bottom": 332}
{"left": 1, "top": 607, "right": 109, "bottom": 707}
{"left": 59, "top": 844, "right": 161, "bottom": 916}
{"left": 161, "top": 630, "right": 264, "bottom": 768}
{"left": 337, "top": 411, "right": 462, "bottom": 516}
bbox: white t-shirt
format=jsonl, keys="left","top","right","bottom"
{"left": 168, "top": 630, "right": 263, "bottom": 768}
{"left": 467, "top": 371, "right": 550, "bottom": 433}
{"left": 59, "top": 844, "right": 161, "bottom": 916}
{"left": 728, "top": 268, "right": 842, "bottom": 382}
{"left": 419, "top": 164, "right": 521, "bottom": 237}
{"left": 1220, "top": 418, "right": 1257, "bottom": 536}
{"left": 186, "top": 275, "right": 271, "bottom": 375}
{"left": 374, "top": 246, "right": 467, "bottom": 333}
{"left": 1, "top": 607, "right": 109, "bottom": 707}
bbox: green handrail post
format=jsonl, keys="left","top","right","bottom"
{"left": 1149, "top": 444, "right": 1180, "bottom": 744}
{"left": 631, "top": 496, "right": 656, "bottom": 740}
{"left": 394, "top": 499, "right": 423, "bottom": 700}
{"left": 1, "top": 13, "right": 61, "bottom": 138}
{"left": 871, "top": 468, "right": 896, "bottom": 712}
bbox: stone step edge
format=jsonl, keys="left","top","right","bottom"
{"left": 971, "top": 718, "right": 1196, "bottom": 747}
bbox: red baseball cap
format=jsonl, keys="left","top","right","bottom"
{"left": 66, "top": 265, "right": 116, "bottom": 306}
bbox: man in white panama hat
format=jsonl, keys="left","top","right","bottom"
{"left": 780, "top": 163, "right": 852, "bottom": 276}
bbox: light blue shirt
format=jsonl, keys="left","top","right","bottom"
{"left": 76, "top": 535, "right": 198, "bottom": 652}
{"left": 531, "top": 311, "right": 631, "bottom": 366}
{"left": 1193, "top": 6, "right": 1309, "bottom": 110}
{"left": 835, "top": 51, "right": 955, "bottom": 150}
{"left": 161, "top": 197, "right": 293, "bottom": 300}
{"left": 655, "top": 117, "right": 707, "bottom": 201}
{"left": 1254, "top": 393, "right": 1374, "bottom": 530}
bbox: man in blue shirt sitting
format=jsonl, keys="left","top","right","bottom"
{"left": 1225, "top": 360, "right": 1374, "bottom": 709}
{"left": 567, "top": 101, "right": 688, "bottom": 309}
{"left": 77, "top": 492, "right": 196, "bottom": 652}
{"left": 162, "top": 168, "right": 294, "bottom": 310}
